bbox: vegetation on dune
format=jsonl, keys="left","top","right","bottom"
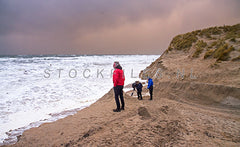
{"left": 198, "top": 24, "right": 240, "bottom": 40}
{"left": 167, "top": 46, "right": 173, "bottom": 52}
{"left": 196, "top": 40, "right": 207, "bottom": 48}
{"left": 192, "top": 40, "right": 207, "bottom": 58}
{"left": 222, "top": 24, "right": 240, "bottom": 39}
{"left": 204, "top": 42, "right": 235, "bottom": 61}
{"left": 192, "top": 48, "right": 204, "bottom": 58}
{"left": 216, "top": 40, "right": 227, "bottom": 49}
{"left": 213, "top": 44, "right": 228, "bottom": 58}
{"left": 225, "top": 32, "right": 239, "bottom": 40}
{"left": 167, "top": 24, "right": 239, "bottom": 52}
{"left": 204, "top": 27, "right": 222, "bottom": 35}
{"left": 166, "top": 23, "right": 239, "bottom": 62}
{"left": 199, "top": 27, "right": 222, "bottom": 39}
{"left": 169, "top": 32, "right": 198, "bottom": 51}
{"left": 217, "top": 46, "right": 234, "bottom": 61}
{"left": 213, "top": 43, "right": 229, "bottom": 58}
{"left": 207, "top": 41, "right": 217, "bottom": 49}
{"left": 204, "top": 49, "right": 215, "bottom": 59}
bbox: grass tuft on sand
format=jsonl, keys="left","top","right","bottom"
{"left": 192, "top": 40, "right": 207, "bottom": 58}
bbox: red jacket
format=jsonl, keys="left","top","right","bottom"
{"left": 113, "top": 68, "right": 125, "bottom": 87}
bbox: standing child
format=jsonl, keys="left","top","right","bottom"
{"left": 135, "top": 81, "right": 143, "bottom": 100}
{"left": 147, "top": 77, "right": 153, "bottom": 100}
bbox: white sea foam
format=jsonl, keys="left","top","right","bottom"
{"left": 0, "top": 55, "right": 159, "bottom": 145}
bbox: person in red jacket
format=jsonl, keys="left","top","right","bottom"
{"left": 113, "top": 61, "right": 125, "bottom": 112}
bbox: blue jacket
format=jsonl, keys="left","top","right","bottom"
{"left": 147, "top": 78, "right": 153, "bottom": 89}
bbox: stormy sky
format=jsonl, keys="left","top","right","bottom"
{"left": 0, "top": 0, "right": 240, "bottom": 55}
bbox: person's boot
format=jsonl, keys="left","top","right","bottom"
{"left": 121, "top": 107, "right": 124, "bottom": 110}
{"left": 113, "top": 108, "right": 121, "bottom": 112}
{"left": 149, "top": 95, "right": 153, "bottom": 100}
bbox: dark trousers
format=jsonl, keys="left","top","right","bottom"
{"left": 149, "top": 86, "right": 153, "bottom": 100}
{"left": 114, "top": 85, "right": 124, "bottom": 110}
{"left": 137, "top": 91, "right": 142, "bottom": 99}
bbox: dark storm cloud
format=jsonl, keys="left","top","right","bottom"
{"left": 0, "top": 0, "right": 240, "bottom": 55}
{"left": 0, "top": 0, "right": 175, "bottom": 34}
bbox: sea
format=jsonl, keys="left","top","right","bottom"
{"left": 0, "top": 55, "right": 159, "bottom": 145}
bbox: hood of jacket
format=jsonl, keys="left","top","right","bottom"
{"left": 115, "top": 65, "right": 122, "bottom": 70}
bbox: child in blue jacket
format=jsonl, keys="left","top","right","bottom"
{"left": 147, "top": 77, "right": 153, "bottom": 100}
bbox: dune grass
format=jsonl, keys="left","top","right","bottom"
{"left": 204, "top": 49, "right": 215, "bottom": 59}
{"left": 213, "top": 43, "right": 229, "bottom": 58}
{"left": 166, "top": 23, "right": 240, "bottom": 59}
{"left": 222, "top": 24, "right": 240, "bottom": 39}
{"left": 208, "top": 41, "right": 217, "bottom": 49}
{"left": 204, "top": 42, "right": 235, "bottom": 61}
{"left": 192, "top": 40, "right": 207, "bottom": 58}
{"left": 170, "top": 33, "right": 198, "bottom": 51}
{"left": 217, "top": 46, "right": 235, "bottom": 61}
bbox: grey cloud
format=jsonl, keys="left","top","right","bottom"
{"left": 0, "top": 0, "right": 177, "bottom": 35}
